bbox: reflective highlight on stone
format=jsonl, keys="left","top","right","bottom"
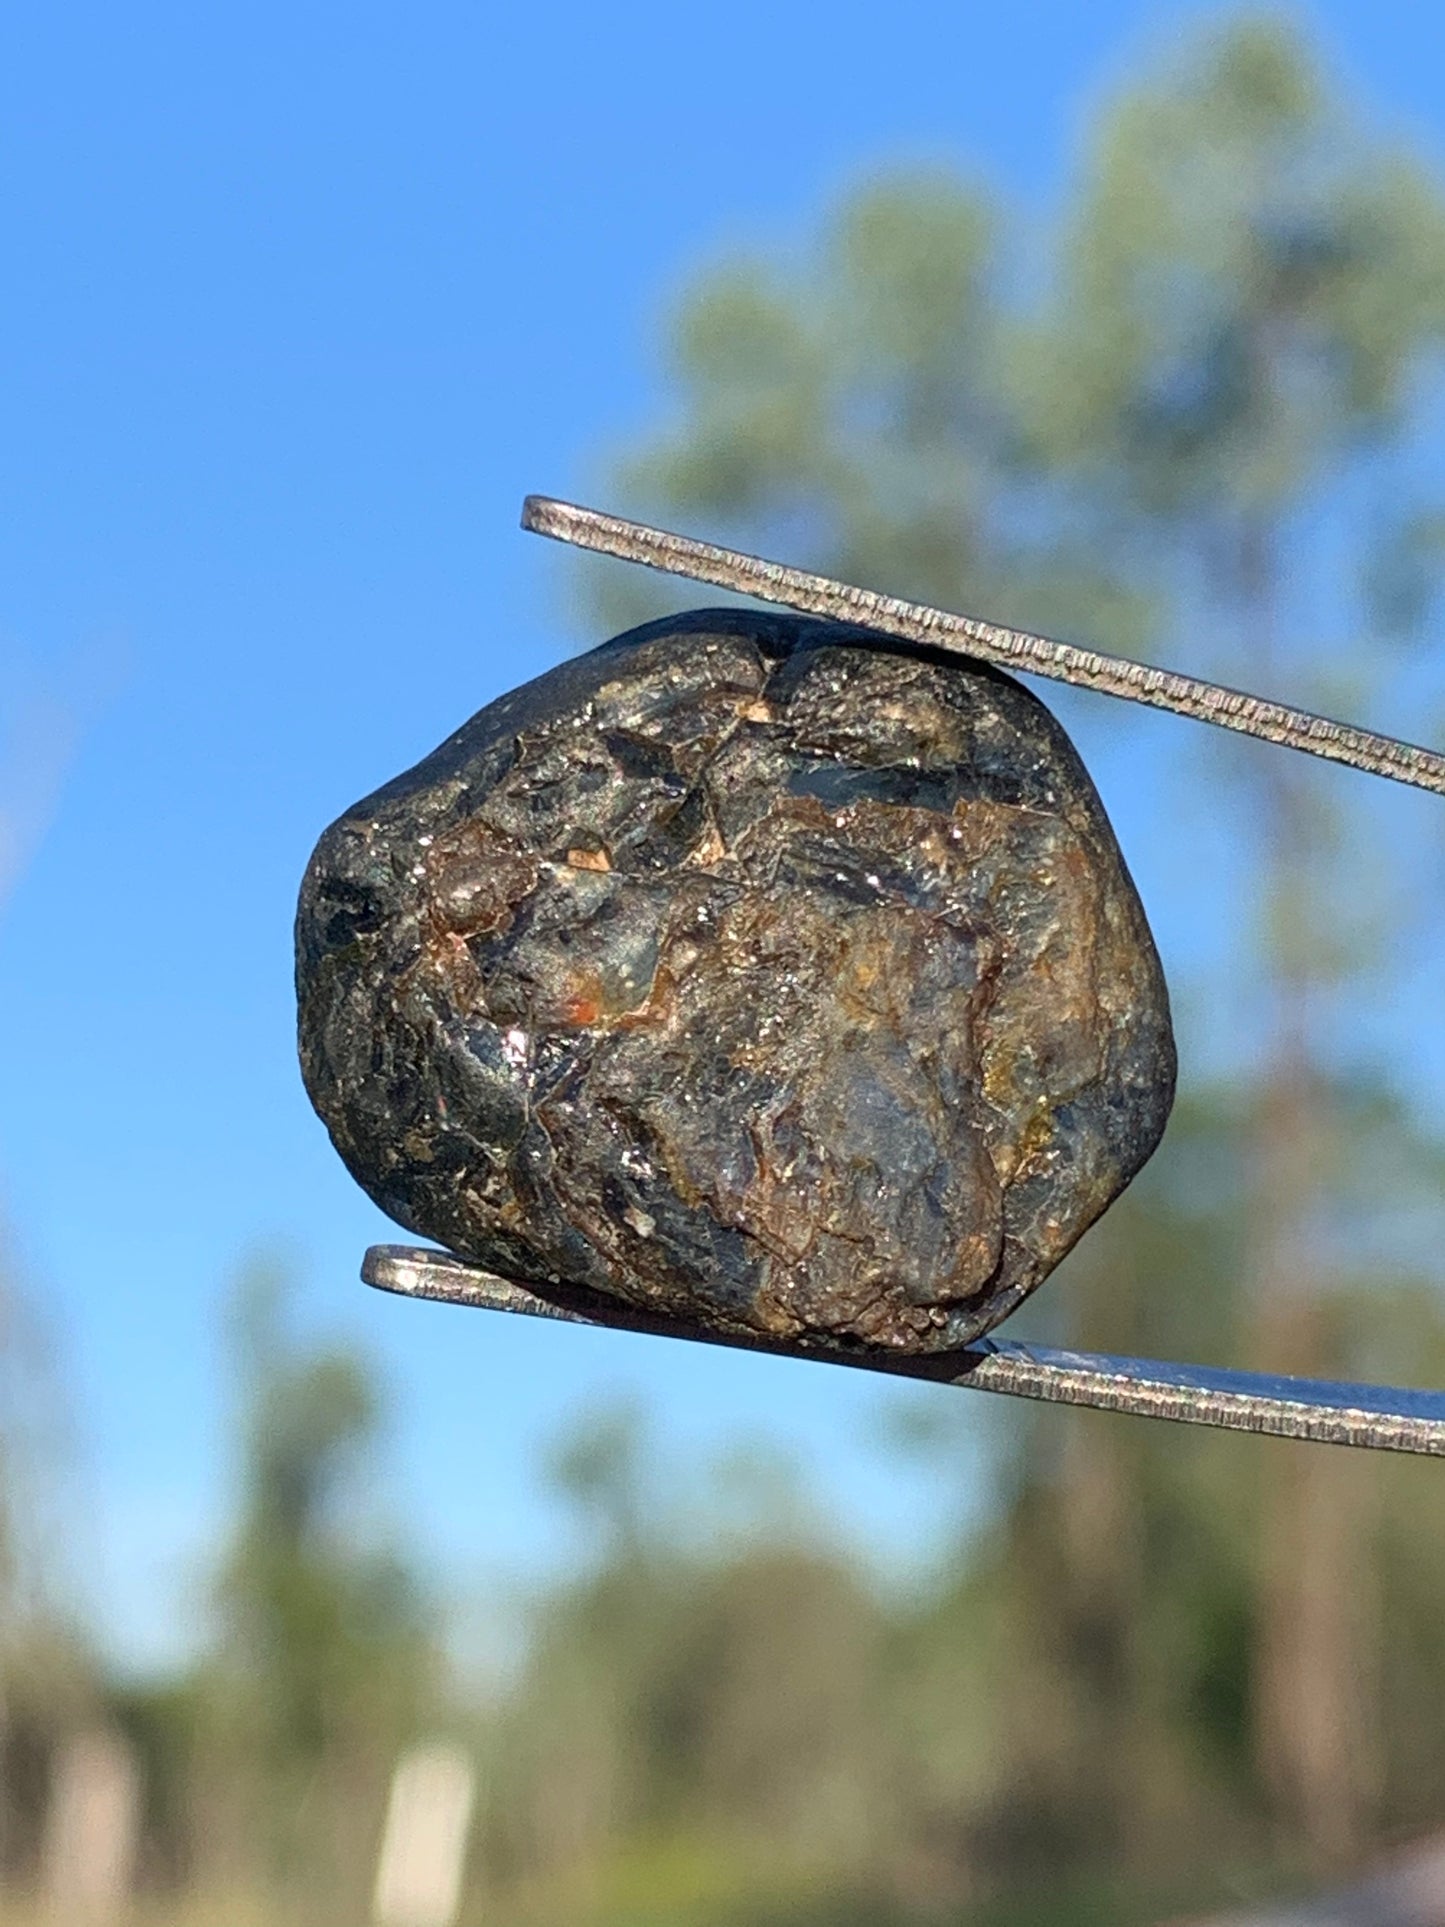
{"left": 296, "top": 611, "right": 1175, "bottom": 1352}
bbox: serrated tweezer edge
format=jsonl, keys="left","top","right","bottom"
{"left": 364, "top": 1246, "right": 1445, "bottom": 1454}
{"left": 522, "top": 494, "right": 1445, "bottom": 797}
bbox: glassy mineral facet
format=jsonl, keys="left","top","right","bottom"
{"left": 296, "top": 610, "right": 1175, "bottom": 1352}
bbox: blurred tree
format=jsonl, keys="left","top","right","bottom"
{"left": 886, "top": 1084, "right": 1445, "bottom": 1902}
{"left": 0, "top": 618, "right": 97, "bottom": 1900}
{"left": 591, "top": 6, "right": 1445, "bottom": 1901}
{"left": 1026, "top": 18, "right": 1445, "bottom": 1871}
{"left": 199, "top": 1258, "right": 443, "bottom": 1924}
{"left": 484, "top": 1404, "right": 904, "bottom": 1922}
{"left": 0, "top": 1249, "right": 93, "bottom": 1899}
{"left": 592, "top": 170, "right": 1147, "bottom": 653}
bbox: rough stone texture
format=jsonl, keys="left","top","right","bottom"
{"left": 297, "top": 610, "right": 1175, "bottom": 1352}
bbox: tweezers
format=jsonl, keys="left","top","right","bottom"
{"left": 360, "top": 497, "right": 1445, "bottom": 1456}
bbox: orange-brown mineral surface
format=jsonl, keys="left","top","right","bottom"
{"left": 296, "top": 610, "right": 1175, "bottom": 1351}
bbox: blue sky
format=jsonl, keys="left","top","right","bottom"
{"left": 6, "top": 0, "right": 1445, "bottom": 1674}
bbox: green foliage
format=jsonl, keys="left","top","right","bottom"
{"left": 483, "top": 1414, "right": 900, "bottom": 1903}
{"left": 1033, "top": 20, "right": 1445, "bottom": 516}
{"left": 596, "top": 168, "right": 1151, "bottom": 654}
{"left": 199, "top": 1260, "right": 443, "bottom": 1918}
{"left": 216, "top": 1262, "right": 433, "bottom": 1765}
{"left": 0, "top": 1239, "right": 99, "bottom": 1895}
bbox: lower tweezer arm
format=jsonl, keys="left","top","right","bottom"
{"left": 363, "top": 1246, "right": 1445, "bottom": 1456}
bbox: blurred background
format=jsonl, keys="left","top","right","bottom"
{"left": 7, "top": 3, "right": 1445, "bottom": 1922}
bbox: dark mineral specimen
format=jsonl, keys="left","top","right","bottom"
{"left": 297, "top": 609, "right": 1175, "bottom": 1352}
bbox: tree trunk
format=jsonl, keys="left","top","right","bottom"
{"left": 1235, "top": 521, "right": 1380, "bottom": 1872}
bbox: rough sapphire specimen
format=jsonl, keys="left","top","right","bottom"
{"left": 297, "top": 610, "right": 1175, "bottom": 1351}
